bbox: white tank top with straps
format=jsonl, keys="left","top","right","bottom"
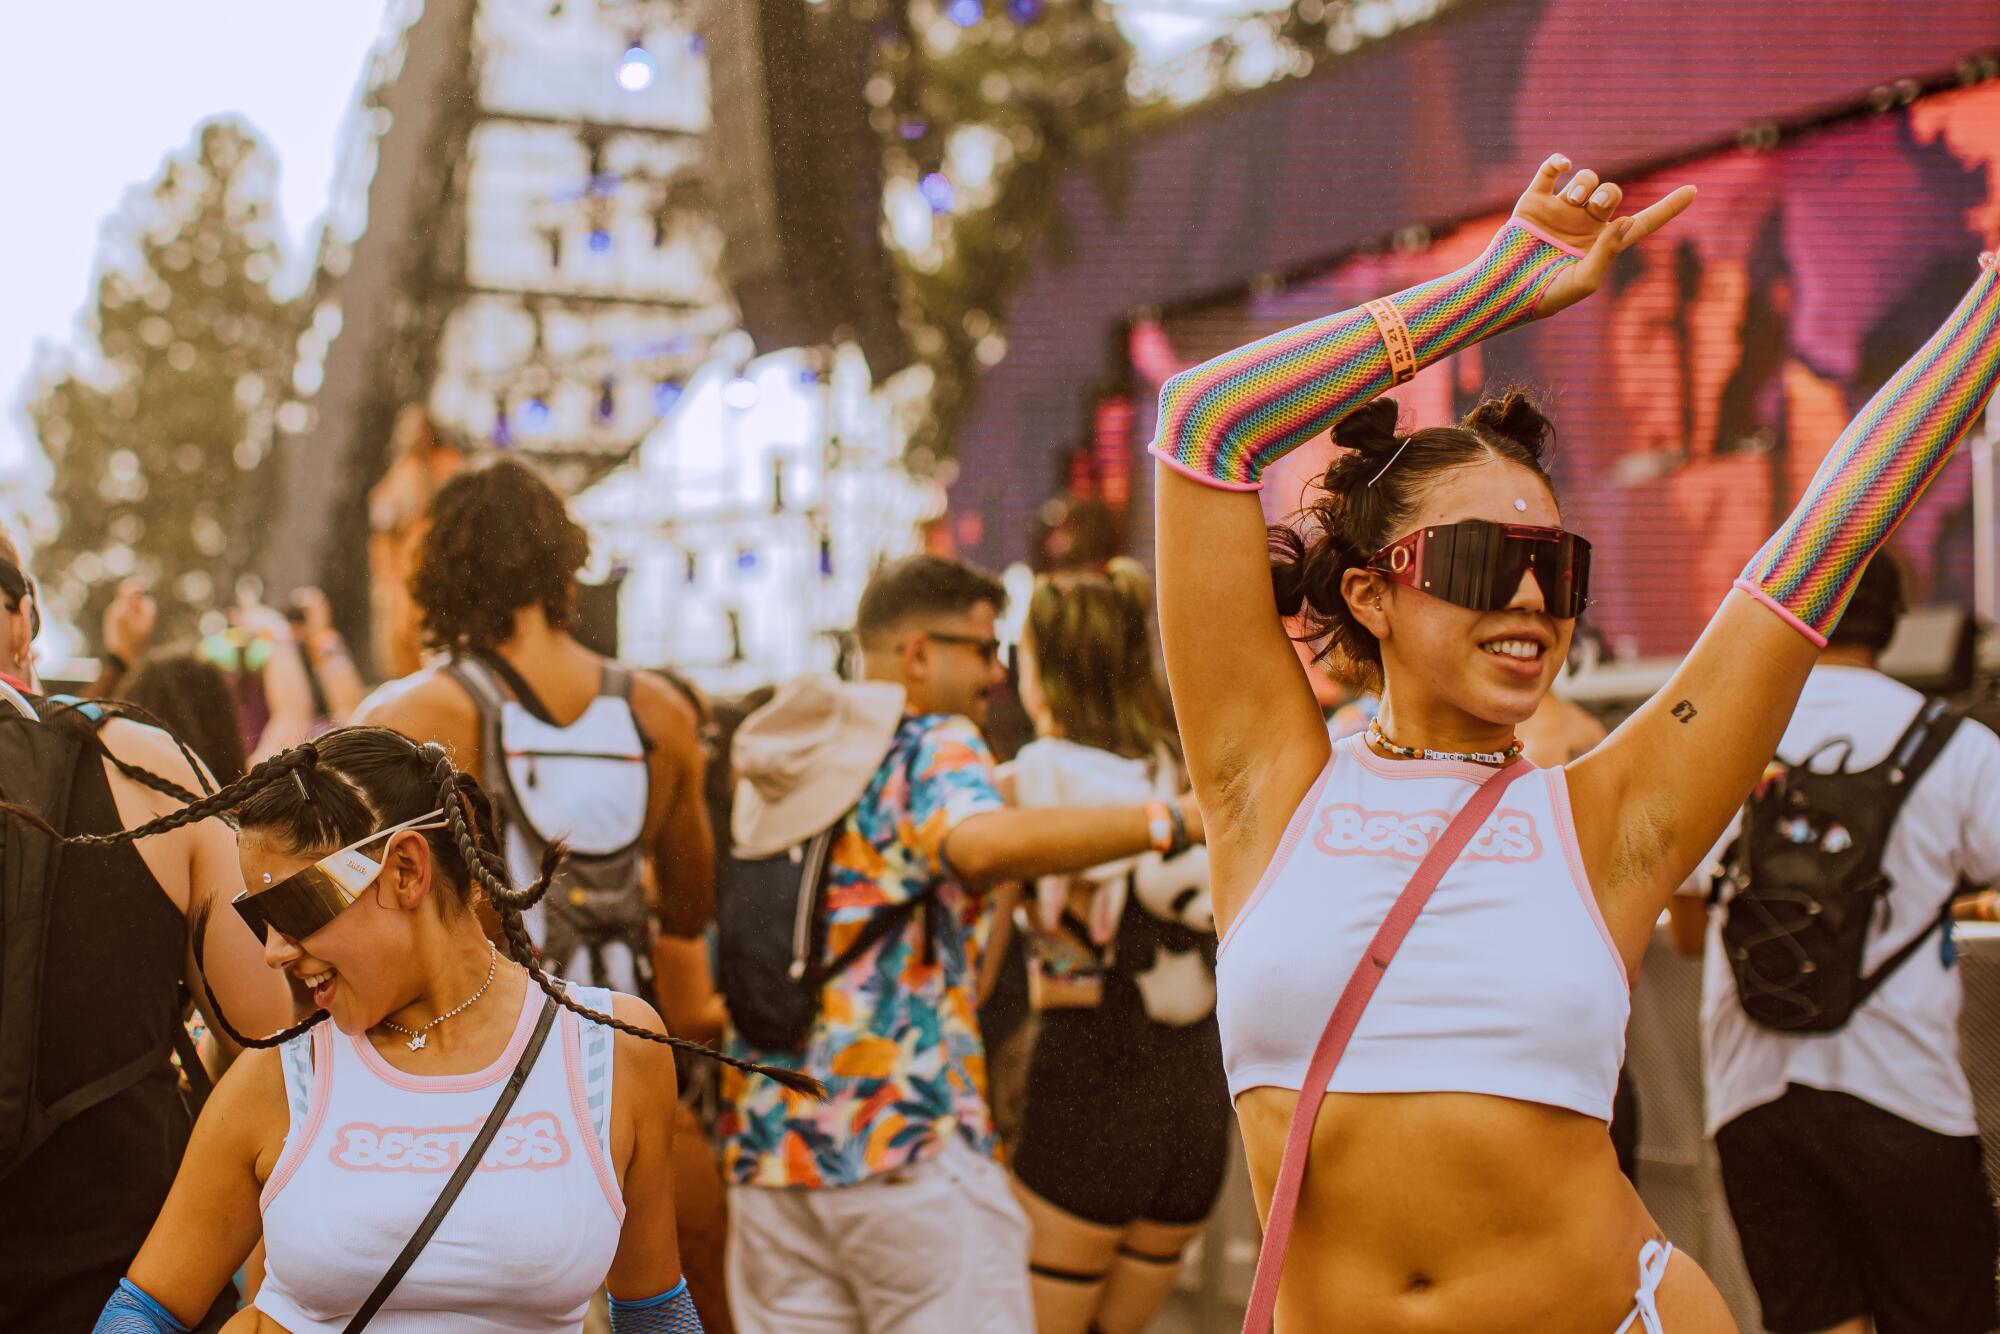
{"left": 1216, "top": 733, "right": 1629, "bottom": 1119}
{"left": 256, "top": 984, "right": 625, "bottom": 1332}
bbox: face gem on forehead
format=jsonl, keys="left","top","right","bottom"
{"left": 1514, "top": 498, "right": 1528, "bottom": 512}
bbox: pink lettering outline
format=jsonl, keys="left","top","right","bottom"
{"left": 328, "top": 1110, "right": 572, "bottom": 1174}
{"left": 1312, "top": 804, "right": 1543, "bottom": 864}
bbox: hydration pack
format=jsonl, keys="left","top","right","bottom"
{"left": 1717, "top": 697, "right": 1961, "bottom": 1034}
{"left": 447, "top": 655, "right": 653, "bottom": 997}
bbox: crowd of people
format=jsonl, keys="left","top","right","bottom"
{"left": 0, "top": 149, "right": 1997, "bottom": 1334}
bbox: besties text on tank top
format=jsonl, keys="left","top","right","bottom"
{"left": 1216, "top": 734, "right": 1629, "bottom": 1119}
{"left": 257, "top": 984, "right": 625, "bottom": 1333}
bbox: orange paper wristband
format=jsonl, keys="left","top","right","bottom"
{"left": 1364, "top": 298, "right": 1417, "bottom": 385}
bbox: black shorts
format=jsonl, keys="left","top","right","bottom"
{"left": 1715, "top": 1083, "right": 1999, "bottom": 1334}
{"left": 1010, "top": 1006, "right": 1231, "bottom": 1228}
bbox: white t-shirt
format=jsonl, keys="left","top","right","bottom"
{"left": 1682, "top": 666, "right": 2000, "bottom": 1137}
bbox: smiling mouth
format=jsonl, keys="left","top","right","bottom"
{"left": 1480, "top": 638, "right": 1546, "bottom": 662}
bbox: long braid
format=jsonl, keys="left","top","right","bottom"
{"left": 188, "top": 899, "right": 329, "bottom": 1049}
{"left": 52, "top": 697, "right": 220, "bottom": 799}
{"left": 1, "top": 744, "right": 319, "bottom": 848}
{"left": 428, "top": 751, "right": 825, "bottom": 1098}
{"left": 0, "top": 700, "right": 222, "bottom": 833}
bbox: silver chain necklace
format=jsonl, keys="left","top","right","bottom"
{"left": 1368, "top": 717, "right": 1522, "bottom": 767}
{"left": 380, "top": 942, "right": 499, "bottom": 1051}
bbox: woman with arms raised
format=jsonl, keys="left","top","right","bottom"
{"left": 1153, "top": 152, "right": 2000, "bottom": 1331}
{"left": 72, "top": 727, "right": 812, "bottom": 1332}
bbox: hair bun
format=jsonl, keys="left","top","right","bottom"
{"left": 1463, "top": 391, "right": 1552, "bottom": 460}
{"left": 1331, "top": 399, "right": 1404, "bottom": 460}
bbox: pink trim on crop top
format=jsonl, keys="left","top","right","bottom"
{"left": 1214, "top": 733, "right": 1629, "bottom": 1119}
{"left": 348, "top": 981, "right": 541, "bottom": 1093}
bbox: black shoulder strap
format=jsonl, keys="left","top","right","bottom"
{"left": 471, "top": 650, "right": 559, "bottom": 727}
{"left": 1875, "top": 698, "right": 1963, "bottom": 825}
{"left": 811, "top": 735, "right": 948, "bottom": 983}
{"left": 1846, "top": 700, "right": 1966, "bottom": 1009}
{"left": 342, "top": 995, "right": 559, "bottom": 1333}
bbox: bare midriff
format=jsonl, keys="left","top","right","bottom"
{"left": 1235, "top": 1087, "right": 1716, "bottom": 1333}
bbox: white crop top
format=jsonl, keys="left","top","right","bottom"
{"left": 257, "top": 984, "right": 625, "bottom": 1332}
{"left": 1216, "top": 734, "right": 1629, "bottom": 1120}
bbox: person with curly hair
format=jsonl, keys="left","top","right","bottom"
{"left": 359, "top": 457, "right": 714, "bottom": 982}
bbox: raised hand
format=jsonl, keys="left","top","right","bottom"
{"left": 1512, "top": 153, "right": 1697, "bottom": 317}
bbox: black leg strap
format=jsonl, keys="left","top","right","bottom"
{"left": 1116, "top": 1245, "right": 1183, "bottom": 1266}
{"left": 1030, "top": 1262, "right": 1107, "bottom": 1285}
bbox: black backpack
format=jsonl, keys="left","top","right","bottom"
{"left": 1717, "top": 697, "right": 1962, "bottom": 1034}
{"left": 0, "top": 689, "right": 218, "bottom": 1180}
{"left": 715, "top": 748, "right": 939, "bottom": 1053}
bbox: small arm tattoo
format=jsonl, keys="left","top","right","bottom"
{"left": 1672, "top": 699, "right": 1698, "bottom": 724}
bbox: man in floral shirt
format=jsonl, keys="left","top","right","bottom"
{"left": 718, "top": 556, "right": 1203, "bottom": 1334}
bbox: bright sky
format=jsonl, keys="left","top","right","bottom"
{"left": 0, "top": 0, "right": 1261, "bottom": 507}
{"left": 0, "top": 3, "right": 392, "bottom": 493}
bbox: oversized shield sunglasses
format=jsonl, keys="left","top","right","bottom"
{"left": 233, "top": 809, "right": 449, "bottom": 941}
{"left": 1367, "top": 519, "right": 1593, "bottom": 620}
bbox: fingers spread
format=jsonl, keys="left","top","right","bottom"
{"left": 1621, "top": 184, "right": 1699, "bottom": 247}
{"left": 1529, "top": 153, "right": 1572, "bottom": 195}
{"left": 1585, "top": 181, "right": 1624, "bottom": 221}
{"left": 1562, "top": 169, "right": 1602, "bottom": 209}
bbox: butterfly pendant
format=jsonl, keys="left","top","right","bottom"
{"left": 406, "top": 1033, "right": 428, "bottom": 1052}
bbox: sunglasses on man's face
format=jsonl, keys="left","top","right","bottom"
{"left": 926, "top": 631, "right": 1004, "bottom": 663}
{"left": 1366, "top": 519, "right": 1593, "bottom": 620}
{"left": 233, "top": 809, "right": 448, "bottom": 942}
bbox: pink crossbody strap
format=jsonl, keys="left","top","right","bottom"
{"left": 1240, "top": 758, "right": 1531, "bottom": 1333}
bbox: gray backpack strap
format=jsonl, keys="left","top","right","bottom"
{"left": 441, "top": 658, "right": 510, "bottom": 797}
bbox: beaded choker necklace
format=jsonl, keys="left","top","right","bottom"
{"left": 1368, "top": 717, "right": 1522, "bottom": 767}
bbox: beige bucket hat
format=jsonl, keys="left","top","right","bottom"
{"left": 730, "top": 673, "right": 908, "bottom": 859}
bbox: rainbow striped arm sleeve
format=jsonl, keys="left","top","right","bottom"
{"left": 1148, "top": 219, "right": 1582, "bottom": 490}
{"left": 1738, "top": 253, "right": 2000, "bottom": 646}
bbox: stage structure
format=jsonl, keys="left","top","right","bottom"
{"left": 252, "top": 0, "right": 748, "bottom": 675}
{"left": 943, "top": 0, "right": 2000, "bottom": 656}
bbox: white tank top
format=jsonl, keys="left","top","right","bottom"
{"left": 257, "top": 984, "right": 625, "bottom": 1332}
{"left": 1216, "top": 734, "right": 1629, "bottom": 1119}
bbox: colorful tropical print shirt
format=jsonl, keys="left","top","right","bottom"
{"left": 717, "top": 713, "right": 1006, "bottom": 1188}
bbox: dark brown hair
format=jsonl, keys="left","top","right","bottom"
{"left": 118, "top": 651, "right": 249, "bottom": 787}
{"left": 1271, "top": 392, "right": 1558, "bottom": 689}
{"left": 854, "top": 554, "right": 1007, "bottom": 648}
{"left": 410, "top": 458, "right": 590, "bottom": 654}
{"left": 0, "top": 724, "right": 820, "bottom": 1094}
{"left": 1025, "top": 558, "right": 1174, "bottom": 760}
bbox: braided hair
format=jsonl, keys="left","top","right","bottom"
{"left": 2, "top": 722, "right": 823, "bottom": 1097}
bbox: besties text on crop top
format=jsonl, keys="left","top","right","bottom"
{"left": 1216, "top": 734, "right": 1629, "bottom": 1120}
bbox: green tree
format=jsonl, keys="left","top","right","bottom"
{"left": 875, "top": 0, "right": 1133, "bottom": 464}
{"left": 26, "top": 118, "right": 298, "bottom": 645}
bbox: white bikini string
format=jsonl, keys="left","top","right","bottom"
{"left": 1612, "top": 1239, "right": 1673, "bottom": 1334}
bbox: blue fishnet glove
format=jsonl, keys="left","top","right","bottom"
{"left": 609, "top": 1278, "right": 703, "bottom": 1332}
{"left": 93, "top": 1279, "right": 189, "bottom": 1333}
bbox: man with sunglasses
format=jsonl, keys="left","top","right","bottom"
{"left": 718, "top": 554, "right": 1206, "bottom": 1334}
{"left": 0, "top": 529, "right": 293, "bottom": 1332}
